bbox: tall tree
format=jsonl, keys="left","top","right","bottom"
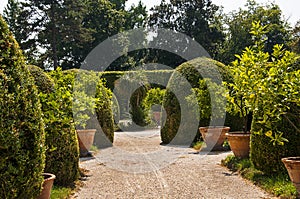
{"left": 3, "top": 0, "right": 148, "bottom": 70}
{"left": 2, "top": 0, "right": 39, "bottom": 64}
{"left": 3, "top": 0, "right": 21, "bottom": 41}
{"left": 148, "top": 0, "right": 225, "bottom": 67}
{"left": 290, "top": 20, "right": 300, "bottom": 54}
{"left": 218, "top": 0, "right": 291, "bottom": 64}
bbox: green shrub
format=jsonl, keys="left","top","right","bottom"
{"left": 27, "top": 65, "right": 54, "bottom": 93}
{"left": 251, "top": 110, "right": 300, "bottom": 174}
{"left": 95, "top": 79, "right": 115, "bottom": 146}
{"left": 101, "top": 70, "right": 173, "bottom": 127}
{"left": 63, "top": 69, "right": 115, "bottom": 147}
{"left": 129, "top": 86, "right": 150, "bottom": 127}
{"left": 161, "top": 57, "right": 231, "bottom": 144}
{"left": 37, "top": 68, "right": 80, "bottom": 186}
{"left": 143, "top": 88, "right": 166, "bottom": 112}
{"left": 0, "top": 16, "right": 45, "bottom": 198}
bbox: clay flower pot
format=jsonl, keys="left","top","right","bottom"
{"left": 37, "top": 173, "right": 56, "bottom": 199}
{"left": 282, "top": 157, "right": 300, "bottom": 197}
{"left": 199, "top": 126, "right": 230, "bottom": 151}
{"left": 152, "top": 111, "right": 161, "bottom": 126}
{"left": 77, "top": 129, "right": 96, "bottom": 157}
{"left": 226, "top": 132, "right": 250, "bottom": 158}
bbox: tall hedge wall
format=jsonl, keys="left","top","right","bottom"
{"left": 161, "top": 57, "right": 231, "bottom": 145}
{"left": 0, "top": 16, "right": 45, "bottom": 198}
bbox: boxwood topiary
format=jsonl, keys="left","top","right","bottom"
{"left": 0, "top": 16, "right": 45, "bottom": 198}
{"left": 161, "top": 57, "right": 231, "bottom": 145}
{"left": 94, "top": 79, "right": 115, "bottom": 146}
{"left": 33, "top": 67, "right": 80, "bottom": 186}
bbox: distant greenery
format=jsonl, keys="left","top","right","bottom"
{"left": 222, "top": 155, "right": 297, "bottom": 198}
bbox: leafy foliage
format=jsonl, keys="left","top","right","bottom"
{"left": 218, "top": 0, "right": 291, "bottom": 64}
{"left": 3, "top": 0, "right": 147, "bottom": 70}
{"left": 72, "top": 70, "right": 99, "bottom": 129}
{"left": 230, "top": 21, "right": 300, "bottom": 173}
{"left": 0, "top": 16, "right": 45, "bottom": 198}
{"left": 232, "top": 21, "right": 300, "bottom": 144}
{"left": 26, "top": 65, "right": 54, "bottom": 93}
{"left": 94, "top": 79, "right": 115, "bottom": 144}
{"left": 38, "top": 68, "right": 80, "bottom": 186}
{"left": 149, "top": 0, "right": 224, "bottom": 63}
{"left": 161, "top": 57, "right": 230, "bottom": 144}
{"left": 143, "top": 88, "right": 166, "bottom": 112}
{"left": 187, "top": 78, "right": 226, "bottom": 122}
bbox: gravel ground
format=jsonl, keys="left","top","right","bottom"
{"left": 72, "top": 129, "right": 276, "bottom": 199}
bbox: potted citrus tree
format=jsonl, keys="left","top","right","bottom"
{"left": 228, "top": 22, "right": 300, "bottom": 196}
{"left": 246, "top": 23, "right": 300, "bottom": 195}
{"left": 187, "top": 78, "right": 229, "bottom": 151}
{"left": 223, "top": 53, "right": 253, "bottom": 158}
{"left": 73, "top": 71, "right": 99, "bottom": 157}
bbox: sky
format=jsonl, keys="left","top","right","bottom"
{"left": 0, "top": 0, "right": 299, "bottom": 26}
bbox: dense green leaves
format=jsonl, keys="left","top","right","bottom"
{"left": 218, "top": 0, "right": 291, "bottom": 64}
{"left": 36, "top": 67, "right": 80, "bottom": 186}
{"left": 230, "top": 22, "right": 299, "bottom": 144}
{"left": 161, "top": 57, "right": 229, "bottom": 145}
{"left": 0, "top": 16, "right": 45, "bottom": 198}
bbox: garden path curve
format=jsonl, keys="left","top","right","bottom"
{"left": 72, "top": 129, "right": 276, "bottom": 199}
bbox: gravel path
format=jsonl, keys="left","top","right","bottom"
{"left": 73, "top": 129, "right": 275, "bottom": 199}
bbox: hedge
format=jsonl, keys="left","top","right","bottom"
{"left": 250, "top": 108, "right": 300, "bottom": 174}
{"left": 27, "top": 65, "right": 54, "bottom": 93}
{"left": 33, "top": 67, "right": 80, "bottom": 186}
{"left": 0, "top": 16, "right": 45, "bottom": 198}
{"left": 161, "top": 57, "right": 231, "bottom": 145}
{"left": 101, "top": 70, "right": 173, "bottom": 129}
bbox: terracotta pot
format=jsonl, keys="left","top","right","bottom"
{"left": 282, "top": 157, "right": 300, "bottom": 197}
{"left": 226, "top": 132, "right": 250, "bottom": 158}
{"left": 152, "top": 111, "right": 161, "bottom": 125}
{"left": 199, "top": 126, "right": 230, "bottom": 151}
{"left": 37, "top": 173, "right": 56, "bottom": 199}
{"left": 77, "top": 129, "right": 96, "bottom": 157}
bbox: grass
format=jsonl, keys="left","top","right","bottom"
{"left": 221, "top": 155, "right": 298, "bottom": 198}
{"left": 192, "top": 141, "right": 204, "bottom": 150}
{"left": 51, "top": 186, "right": 72, "bottom": 199}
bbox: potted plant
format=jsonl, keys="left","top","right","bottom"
{"left": 143, "top": 88, "right": 166, "bottom": 127}
{"left": 228, "top": 22, "right": 300, "bottom": 197}
{"left": 187, "top": 78, "right": 230, "bottom": 151}
{"left": 73, "top": 71, "right": 99, "bottom": 157}
{"left": 223, "top": 60, "right": 253, "bottom": 158}
{"left": 37, "top": 173, "right": 56, "bottom": 199}
{"left": 241, "top": 23, "right": 300, "bottom": 195}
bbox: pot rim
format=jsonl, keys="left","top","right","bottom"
{"left": 282, "top": 157, "right": 300, "bottom": 162}
{"left": 199, "top": 126, "right": 230, "bottom": 130}
{"left": 226, "top": 131, "right": 251, "bottom": 135}
{"left": 76, "top": 129, "right": 97, "bottom": 132}
{"left": 42, "top": 173, "right": 56, "bottom": 182}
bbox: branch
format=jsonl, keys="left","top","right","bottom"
{"left": 283, "top": 114, "right": 300, "bottom": 133}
